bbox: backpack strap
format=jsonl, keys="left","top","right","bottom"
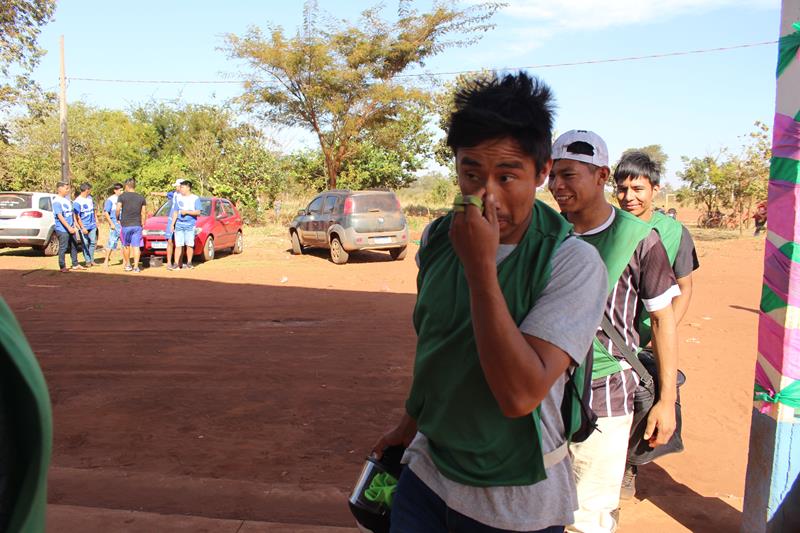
{"left": 599, "top": 315, "right": 653, "bottom": 385}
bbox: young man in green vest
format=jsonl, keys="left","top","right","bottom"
{"left": 613, "top": 151, "right": 700, "bottom": 499}
{"left": 371, "top": 74, "right": 608, "bottom": 532}
{"left": 549, "top": 130, "right": 680, "bottom": 533}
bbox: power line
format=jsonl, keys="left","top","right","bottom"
{"left": 66, "top": 39, "right": 777, "bottom": 85}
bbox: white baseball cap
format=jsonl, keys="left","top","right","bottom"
{"left": 173, "top": 179, "right": 186, "bottom": 186}
{"left": 552, "top": 130, "right": 609, "bottom": 168}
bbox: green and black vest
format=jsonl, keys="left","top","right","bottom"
{"left": 577, "top": 208, "right": 652, "bottom": 380}
{"left": 0, "top": 299, "right": 52, "bottom": 533}
{"left": 637, "top": 211, "right": 683, "bottom": 347}
{"left": 406, "top": 200, "right": 571, "bottom": 487}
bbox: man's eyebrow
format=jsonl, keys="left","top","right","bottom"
{"left": 497, "top": 161, "right": 524, "bottom": 169}
{"left": 460, "top": 157, "right": 481, "bottom": 167}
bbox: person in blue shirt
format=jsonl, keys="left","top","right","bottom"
{"left": 102, "top": 183, "right": 123, "bottom": 267}
{"left": 158, "top": 179, "right": 185, "bottom": 270}
{"left": 52, "top": 182, "right": 83, "bottom": 273}
{"left": 170, "top": 180, "right": 202, "bottom": 269}
{"left": 73, "top": 182, "right": 98, "bottom": 267}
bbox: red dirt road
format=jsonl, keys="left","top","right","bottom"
{"left": 0, "top": 223, "right": 764, "bottom": 531}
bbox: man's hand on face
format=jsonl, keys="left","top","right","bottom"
{"left": 449, "top": 192, "right": 500, "bottom": 282}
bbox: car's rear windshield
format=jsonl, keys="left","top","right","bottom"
{"left": 155, "top": 198, "right": 212, "bottom": 217}
{"left": 0, "top": 193, "right": 32, "bottom": 209}
{"left": 351, "top": 193, "right": 400, "bottom": 213}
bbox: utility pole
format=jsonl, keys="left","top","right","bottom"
{"left": 59, "top": 35, "right": 71, "bottom": 185}
{"left": 742, "top": 1, "right": 800, "bottom": 531}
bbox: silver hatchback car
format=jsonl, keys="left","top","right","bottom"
{"left": 289, "top": 190, "right": 409, "bottom": 264}
{"left": 0, "top": 191, "right": 59, "bottom": 256}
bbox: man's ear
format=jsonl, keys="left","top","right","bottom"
{"left": 596, "top": 166, "right": 610, "bottom": 186}
{"left": 535, "top": 158, "right": 554, "bottom": 187}
{"left": 653, "top": 184, "right": 661, "bottom": 195}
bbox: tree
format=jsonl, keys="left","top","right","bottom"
{"left": 0, "top": 0, "right": 57, "bottom": 141}
{"left": 678, "top": 155, "right": 728, "bottom": 216}
{"left": 619, "top": 144, "right": 668, "bottom": 170}
{"left": 225, "top": 0, "right": 501, "bottom": 189}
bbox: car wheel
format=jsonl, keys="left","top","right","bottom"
{"left": 290, "top": 231, "right": 303, "bottom": 255}
{"left": 330, "top": 237, "right": 349, "bottom": 265}
{"left": 233, "top": 232, "right": 244, "bottom": 254}
{"left": 389, "top": 246, "right": 407, "bottom": 261}
{"left": 202, "top": 236, "right": 215, "bottom": 262}
{"left": 41, "top": 233, "right": 59, "bottom": 257}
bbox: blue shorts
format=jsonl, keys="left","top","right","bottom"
{"left": 108, "top": 227, "right": 122, "bottom": 249}
{"left": 174, "top": 228, "right": 195, "bottom": 247}
{"left": 121, "top": 226, "right": 143, "bottom": 247}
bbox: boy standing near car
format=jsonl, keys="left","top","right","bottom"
{"left": 73, "top": 182, "right": 98, "bottom": 267}
{"left": 162, "top": 179, "right": 184, "bottom": 270}
{"left": 372, "top": 73, "right": 608, "bottom": 532}
{"left": 171, "top": 180, "right": 201, "bottom": 270}
{"left": 102, "top": 183, "right": 123, "bottom": 267}
{"left": 52, "top": 182, "right": 83, "bottom": 273}
{"left": 613, "top": 151, "right": 699, "bottom": 499}
{"left": 549, "top": 131, "right": 679, "bottom": 532}
{"left": 116, "top": 178, "right": 147, "bottom": 273}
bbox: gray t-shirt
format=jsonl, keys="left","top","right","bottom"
{"left": 406, "top": 233, "right": 608, "bottom": 531}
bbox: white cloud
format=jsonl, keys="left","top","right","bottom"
{"left": 501, "top": 0, "right": 778, "bottom": 31}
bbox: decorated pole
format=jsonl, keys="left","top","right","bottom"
{"left": 742, "top": 2, "right": 800, "bottom": 531}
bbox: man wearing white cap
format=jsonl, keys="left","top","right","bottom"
{"left": 549, "top": 130, "right": 679, "bottom": 532}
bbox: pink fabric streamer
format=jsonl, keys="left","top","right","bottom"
{"left": 773, "top": 113, "right": 800, "bottom": 160}
{"left": 765, "top": 181, "right": 800, "bottom": 241}
{"left": 758, "top": 313, "right": 800, "bottom": 382}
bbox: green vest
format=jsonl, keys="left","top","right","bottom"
{"left": 637, "top": 211, "right": 684, "bottom": 347}
{"left": 406, "top": 200, "right": 572, "bottom": 487}
{"left": 0, "top": 299, "right": 52, "bottom": 533}
{"left": 577, "top": 208, "right": 652, "bottom": 379}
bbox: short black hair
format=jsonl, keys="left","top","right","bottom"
{"left": 112, "top": 182, "right": 123, "bottom": 190}
{"left": 614, "top": 151, "right": 662, "bottom": 187}
{"left": 56, "top": 181, "right": 69, "bottom": 190}
{"left": 446, "top": 71, "right": 555, "bottom": 172}
{"left": 124, "top": 178, "right": 136, "bottom": 188}
{"left": 79, "top": 182, "right": 91, "bottom": 192}
{"left": 182, "top": 180, "right": 193, "bottom": 189}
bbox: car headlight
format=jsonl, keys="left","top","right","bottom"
{"left": 194, "top": 227, "right": 202, "bottom": 235}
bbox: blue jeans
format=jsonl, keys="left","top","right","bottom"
{"left": 56, "top": 231, "right": 80, "bottom": 269}
{"left": 390, "top": 469, "right": 565, "bottom": 533}
{"left": 79, "top": 227, "right": 98, "bottom": 264}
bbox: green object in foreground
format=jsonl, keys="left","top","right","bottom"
{"left": 364, "top": 472, "right": 398, "bottom": 508}
{"left": 0, "top": 298, "right": 53, "bottom": 533}
{"left": 452, "top": 194, "right": 484, "bottom": 213}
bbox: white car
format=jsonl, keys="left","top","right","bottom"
{"left": 0, "top": 191, "right": 59, "bottom": 256}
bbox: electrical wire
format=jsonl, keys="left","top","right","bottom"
{"left": 65, "top": 39, "right": 778, "bottom": 85}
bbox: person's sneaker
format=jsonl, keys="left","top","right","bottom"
{"left": 59, "top": 267, "right": 70, "bottom": 273}
{"left": 620, "top": 464, "right": 637, "bottom": 500}
{"left": 182, "top": 263, "right": 194, "bottom": 270}
{"left": 166, "top": 263, "right": 178, "bottom": 271}
{"left": 124, "top": 265, "right": 133, "bottom": 272}
{"left": 133, "top": 266, "right": 141, "bottom": 273}
{"left": 71, "top": 264, "right": 87, "bottom": 271}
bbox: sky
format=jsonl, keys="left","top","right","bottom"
{"left": 29, "top": 0, "right": 783, "bottom": 186}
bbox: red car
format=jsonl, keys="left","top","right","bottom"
{"left": 142, "top": 196, "right": 244, "bottom": 261}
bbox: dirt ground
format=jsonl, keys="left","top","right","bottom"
{"left": 0, "top": 210, "right": 764, "bottom": 532}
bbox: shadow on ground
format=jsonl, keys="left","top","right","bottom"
{"left": 637, "top": 463, "right": 741, "bottom": 532}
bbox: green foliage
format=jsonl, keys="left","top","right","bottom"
{"left": 0, "top": 0, "right": 56, "bottom": 140}
{"left": 210, "top": 138, "right": 286, "bottom": 222}
{"left": 225, "top": 0, "right": 500, "bottom": 188}
{"left": 678, "top": 122, "right": 770, "bottom": 230}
